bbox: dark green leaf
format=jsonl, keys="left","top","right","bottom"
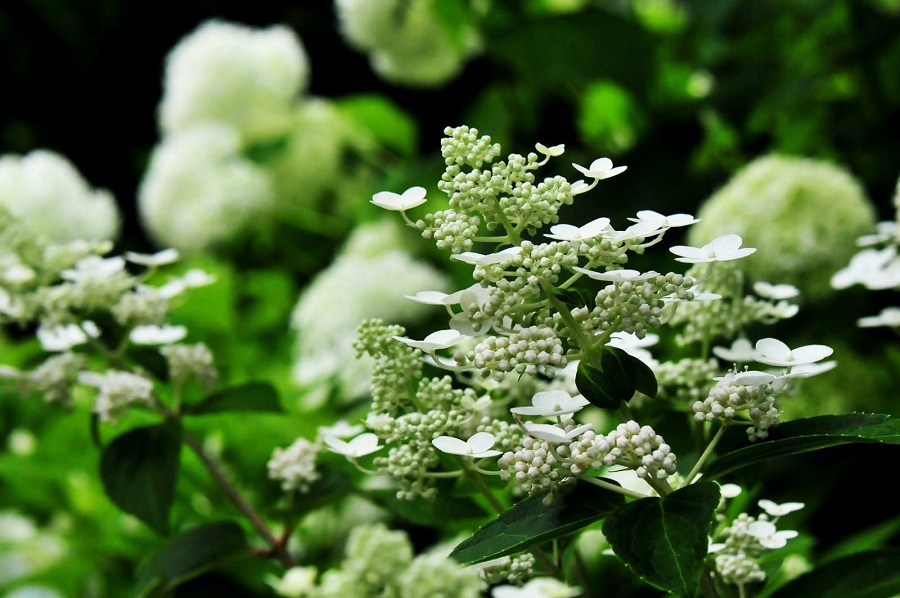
{"left": 281, "top": 469, "right": 353, "bottom": 514}
{"left": 365, "top": 486, "right": 487, "bottom": 527}
{"left": 576, "top": 360, "right": 623, "bottom": 410}
{"left": 601, "top": 346, "right": 638, "bottom": 402}
{"left": 129, "top": 346, "right": 170, "bottom": 382}
{"left": 602, "top": 482, "right": 720, "bottom": 596}
{"left": 334, "top": 94, "right": 417, "bottom": 156}
{"left": 705, "top": 414, "right": 900, "bottom": 479}
{"left": 450, "top": 480, "right": 625, "bottom": 564}
{"left": 99, "top": 420, "right": 182, "bottom": 535}
{"left": 552, "top": 286, "right": 595, "bottom": 312}
{"left": 186, "top": 381, "right": 283, "bottom": 416}
{"left": 768, "top": 549, "right": 900, "bottom": 598}
{"left": 134, "top": 521, "right": 249, "bottom": 597}
{"left": 622, "top": 348, "right": 658, "bottom": 398}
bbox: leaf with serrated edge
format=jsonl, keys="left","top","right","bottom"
{"left": 450, "top": 480, "right": 624, "bottom": 564}
{"left": 603, "top": 482, "right": 720, "bottom": 596}
{"left": 705, "top": 414, "right": 900, "bottom": 480}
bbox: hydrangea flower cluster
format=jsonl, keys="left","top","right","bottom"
{"left": 832, "top": 172, "right": 900, "bottom": 328}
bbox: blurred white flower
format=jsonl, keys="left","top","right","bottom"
{"left": 858, "top": 307, "right": 900, "bottom": 328}
{"left": 124, "top": 249, "right": 180, "bottom": 267}
{"left": 137, "top": 124, "right": 274, "bottom": 253}
{"left": 753, "top": 281, "right": 800, "bottom": 300}
{"left": 712, "top": 338, "right": 757, "bottom": 363}
{"left": 159, "top": 19, "right": 309, "bottom": 139}
{"left": 0, "top": 150, "right": 120, "bottom": 243}
{"left": 129, "top": 324, "right": 188, "bottom": 346}
{"left": 78, "top": 370, "right": 154, "bottom": 422}
{"left": 270, "top": 566, "right": 318, "bottom": 598}
{"left": 492, "top": 577, "right": 581, "bottom": 598}
{"left": 746, "top": 520, "right": 798, "bottom": 549}
{"left": 758, "top": 499, "right": 804, "bottom": 517}
{"left": 37, "top": 321, "right": 100, "bottom": 352}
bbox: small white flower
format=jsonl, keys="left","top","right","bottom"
{"left": 712, "top": 338, "right": 757, "bottom": 363}
{"left": 719, "top": 483, "right": 743, "bottom": 499}
{"left": 158, "top": 268, "right": 217, "bottom": 298}
{"left": 777, "top": 360, "right": 837, "bottom": 379}
{"left": 572, "top": 157, "right": 627, "bottom": 180}
{"left": 669, "top": 234, "right": 757, "bottom": 263}
{"left": 317, "top": 420, "right": 364, "bottom": 439}
{"left": 523, "top": 422, "right": 592, "bottom": 443}
{"left": 492, "top": 577, "right": 581, "bottom": 598}
{"left": 608, "top": 220, "right": 664, "bottom": 242}
{"left": 37, "top": 321, "right": 101, "bottom": 352}
{"left": 628, "top": 210, "right": 699, "bottom": 229}
{"left": 270, "top": 566, "right": 318, "bottom": 598}
{"left": 510, "top": 390, "right": 590, "bottom": 417}
{"left": 746, "top": 520, "right": 798, "bottom": 549}
{"left": 758, "top": 499, "right": 804, "bottom": 517}
{"left": 535, "top": 142, "right": 565, "bottom": 157}
{"left": 753, "top": 281, "right": 800, "bottom": 300}
{"left": 129, "top": 324, "right": 188, "bottom": 345}
{"left": 544, "top": 217, "right": 610, "bottom": 241}
{"left": 451, "top": 246, "right": 523, "bottom": 265}
{"left": 461, "top": 394, "right": 492, "bottom": 411}
{"left": 432, "top": 432, "right": 502, "bottom": 458}
{"left": 124, "top": 248, "right": 181, "bottom": 267}
{"left": 858, "top": 307, "right": 900, "bottom": 328}
{"left": 570, "top": 180, "right": 591, "bottom": 195}
{"left": 393, "top": 329, "right": 463, "bottom": 351}
{"left": 753, "top": 338, "right": 833, "bottom": 367}
{"left": 403, "top": 290, "right": 454, "bottom": 305}
{"left": 370, "top": 186, "right": 427, "bottom": 211}
{"left": 79, "top": 369, "right": 154, "bottom": 422}
{"left": 713, "top": 371, "right": 777, "bottom": 386}
{"left": 323, "top": 433, "right": 382, "bottom": 458}
{"left": 831, "top": 247, "right": 898, "bottom": 290}
{"left": 572, "top": 266, "right": 658, "bottom": 282}
{"left": 60, "top": 255, "right": 126, "bottom": 282}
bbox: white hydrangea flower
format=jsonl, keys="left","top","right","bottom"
{"left": 669, "top": 234, "right": 757, "bottom": 263}
{"left": 712, "top": 338, "right": 757, "bottom": 363}
{"left": 544, "top": 217, "right": 611, "bottom": 241}
{"left": 159, "top": 19, "right": 309, "bottom": 139}
{"left": 858, "top": 307, "right": 900, "bottom": 328}
{"left": 335, "top": 0, "right": 482, "bottom": 87}
{"left": 627, "top": 209, "right": 699, "bottom": 229}
{"left": 492, "top": 577, "right": 581, "bottom": 598}
{"left": 37, "top": 321, "right": 100, "bottom": 352}
{"left": 137, "top": 124, "right": 274, "bottom": 253}
{"left": 572, "top": 157, "right": 627, "bottom": 180}
{"left": 752, "top": 338, "right": 833, "bottom": 368}
{"left": 510, "top": 390, "right": 590, "bottom": 417}
{"left": 324, "top": 433, "right": 382, "bottom": 458}
{"left": 0, "top": 150, "right": 120, "bottom": 243}
{"left": 432, "top": 432, "right": 502, "bottom": 458}
{"left": 270, "top": 566, "right": 318, "bottom": 598}
{"left": 267, "top": 438, "right": 321, "bottom": 493}
{"left": 758, "top": 499, "right": 804, "bottom": 517}
{"left": 129, "top": 324, "right": 188, "bottom": 346}
{"left": 753, "top": 281, "right": 800, "bottom": 300}
{"left": 451, "top": 246, "right": 523, "bottom": 265}
{"left": 371, "top": 186, "right": 428, "bottom": 211}
{"left": 291, "top": 219, "right": 448, "bottom": 406}
{"left": 124, "top": 248, "right": 180, "bottom": 267}
{"left": 393, "top": 329, "right": 463, "bottom": 352}
{"left": 746, "top": 520, "right": 798, "bottom": 549}
{"left": 78, "top": 370, "right": 154, "bottom": 422}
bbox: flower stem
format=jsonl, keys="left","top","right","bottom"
{"left": 685, "top": 424, "right": 727, "bottom": 485}
{"left": 183, "top": 430, "right": 295, "bottom": 568}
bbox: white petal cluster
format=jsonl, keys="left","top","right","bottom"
{"left": 137, "top": 124, "right": 274, "bottom": 252}
{"left": 335, "top": 0, "right": 482, "bottom": 87}
{"left": 159, "top": 19, "right": 309, "bottom": 138}
{"left": 267, "top": 437, "right": 321, "bottom": 493}
{"left": 78, "top": 370, "right": 154, "bottom": 422}
{"left": 0, "top": 150, "right": 120, "bottom": 243}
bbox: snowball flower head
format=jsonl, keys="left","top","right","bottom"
{"left": 159, "top": 19, "right": 309, "bottom": 139}
{"left": 688, "top": 154, "right": 876, "bottom": 299}
{"left": 0, "top": 150, "right": 120, "bottom": 243}
{"left": 510, "top": 390, "right": 590, "bottom": 417}
{"left": 669, "top": 234, "right": 756, "bottom": 263}
{"left": 753, "top": 338, "right": 833, "bottom": 367}
{"left": 432, "top": 432, "right": 502, "bottom": 458}
{"left": 137, "top": 123, "right": 274, "bottom": 253}
{"left": 335, "top": 0, "right": 482, "bottom": 87}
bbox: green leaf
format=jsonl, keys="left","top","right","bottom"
{"left": 576, "top": 361, "right": 623, "bottom": 410}
{"left": 602, "top": 482, "right": 720, "bottom": 597}
{"left": 768, "top": 549, "right": 900, "bottom": 598}
{"left": 450, "top": 480, "right": 625, "bottom": 564}
{"left": 705, "top": 414, "right": 900, "bottom": 479}
{"left": 334, "top": 94, "right": 417, "bottom": 157}
{"left": 99, "top": 420, "right": 182, "bottom": 535}
{"left": 186, "top": 381, "right": 283, "bottom": 416}
{"left": 134, "top": 521, "right": 249, "bottom": 597}
{"left": 604, "top": 345, "right": 658, "bottom": 400}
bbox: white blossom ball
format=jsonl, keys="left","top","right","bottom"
{"left": 335, "top": 0, "right": 482, "bottom": 87}
{"left": 159, "top": 19, "right": 309, "bottom": 140}
{"left": 0, "top": 150, "right": 120, "bottom": 243}
{"left": 137, "top": 123, "right": 274, "bottom": 253}
{"left": 291, "top": 219, "right": 448, "bottom": 406}
{"left": 688, "top": 155, "right": 876, "bottom": 300}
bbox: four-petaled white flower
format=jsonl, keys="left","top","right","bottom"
{"left": 432, "top": 432, "right": 502, "bottom": 458}
{"left": 758, "top": 499, "right": 804, "bottom": 517}
{"left": 572, "top": 266, "right": 658, "bottom": 282}
{"left": 572, "top": 157, "right": 627, "bottom": 180}
{"left": 753, "top": 281, "right": 800, "bottom": 300}
{"left": 859, "top": 307, "right": 900, "bottom": 328}
{"left": 317, "top": 420, "right": 364, "bottom": 439}
{"left": 129, "top": 324, "right": 188, "bottom": 345}
{"left": 510, "top": 390, "right": 590, "bottom": 417}
{"left": 393, "top": 329, "right": 463, "bottom": 351}
{"left": 403, "top": 290, "right": 455, "bottom": 305}
{"left": 628, "top": 210, "right": 699, "bottom": 229}
{"left": 370, "top": 186, "right": 427, "bottom": 211}
{"left": 522, "top": 422, "right": 592, "bottom": 443}
{"left": 669, "top": 234, "right": 757, "bottom": 263}
{"left": 714, "top": 370, "right": 778, "bottom": 386}
{"left": 451, "top": 246, "right": 523, "bottom": 266}
{"left": 746, "top": 520, "right": 798, "bottom": 549}
{"left": 544, "top": 217, "right": 610, "bottom": 241}
{"left": 38, "top": 321, "right": 101, "bottom": 352}
{"left": 535, "top": 142, "right": 565, "bottom": 157}
{"left": 753, "top": 338, "right": 833, "bottom": 367}
{"left": 323, "top": 433, "right": 382, "bottom": 458}
{"left": 124, "top": 248, "right": 181, "bottom": 267}
{"left": 61, "top": 255, "right": 126, "bottom": 282}
{"left": 712, "top": 338, "right": 757, "bottom": 363}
